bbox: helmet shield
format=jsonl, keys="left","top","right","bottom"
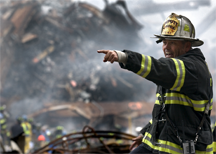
{"left": 161, "top": 14, "right": 179, "bottom": 36}
{"left": 154, "top": 13, "right": 203, "bottom": 47}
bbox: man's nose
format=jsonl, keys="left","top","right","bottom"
{"left": 164, "top": 43, "right": 171, "bottom": 49}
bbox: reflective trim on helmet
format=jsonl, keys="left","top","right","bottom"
{"left": 184, "top": 24, "right": 190, "bottom": 32}
{"left": 143, "top": 132, "right": 213, "bottom": 154}
{"left": 170, "top": 58, "right": 185, "bottom": 91}
{"left": 137, "top": 55, "right": 152, "bottom": 78}
{"left": 155, "top": 93, "right": 213, "bottom": 112}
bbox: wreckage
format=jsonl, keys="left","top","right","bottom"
{"left": 33, "top": 125, "right": 136, "bottom": 154}
{"left": 0, "top": 0, "right": 146, "bottom": 102}
{"left": 0, "top": 0, "right": 216, "bottom": 153}
{"left": 0, "top": 0, "right": 148, "bottom": 119}
{"left": 0, "top": 0, "right": 157, "bottom": 133}
{"left": 0, "top": 0, "right": 148, "bottom": 153}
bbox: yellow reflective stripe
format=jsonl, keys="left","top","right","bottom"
{"left": 196, "top": 143, "right": 213, "bottom": 154}
{"left": 142, "top": 132, "right": 183, "bottom": 154}
{"left": 108, "top": 133, "right": 114, "bottom": 136}
{"left": 149, "top": 119, "right": 152, "bottom": 124}
{"left": 21, "top": 123, "right": 31, "bottom": 135}
{"left": 116, "top": 139, "right": 123, "bottom": 144}
{"left": 155, "top": 93, "right": 213, "bottom": 112}
{"left": 0, "top": 119, "right": 6, "bottom": 124}
{"left": 155, "top": 100, "right": 160, "bottom": 105}
{"left": 213, "top": 142, "right": 216, "bottom": 152}
{"left": 143, "top": 132, "right": 213, "bottom": 153}
{"left": 2, "top": 124, "right": 7, "bottom": 129}
{"left": 210, "top": 78, "right": 212, "bottom": 87}
{"left": 137, "top": 55, "right": 152, "bottom": 78}
{"left": 170, "top": 58, "right": 185, "bottom": 91}
{"left": 210, "top": 98, "right": 213, "bottom": 110}
{"left": 155, "top": 93, "right": 160, "bottom": 105}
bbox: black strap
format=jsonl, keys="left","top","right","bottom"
{"left": 194, "top": 84, "right": 211, "bottom": 143}
{"left": 165, "top": 112, "right": 182, "bottom": 143}
{"left": 189, "top": 141, "right": 191, "bottom": 153}
{"left": 156, "top": 39, "right": 163, "bottom": 44}
{"left": 158, "top": 82, "right": 211, "bottom": 144}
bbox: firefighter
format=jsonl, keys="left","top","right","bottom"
{"left": 28, "top": 117, "right": 39, "bottom": 149}
{"left": 52, "top": 126, "right": 66, "bottom": 140}
{"left": 21, "top": 115, "right": 32, "bottom": 153}
{"left": 98, "top": 13, "right": 213, "bottom": 153}
{"left": 0, "top": 105, "right": 10, "bottom": 145}
{"left": 37, "top": 134, "right": 46, "bottom": 148}
{"left": 213, "top": 122, "right": 216, "bottom": 154}
{"left": 10, "top": 118, "right": 25, "bottom": 153}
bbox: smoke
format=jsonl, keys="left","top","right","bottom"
{"left": 1, "top": 0, "right": 216, "bottom": 134}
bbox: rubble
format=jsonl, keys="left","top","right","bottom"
{"left": 33, "top": 125, "right": 136, "bottom": 154}
{"left": 0, "top": 0, "right": 155, "bottom": 131}
{"left": 0, "top": 0, "right": 216, "bottom": 153}
{"left": 0, "top": 0, "right": 147, "bottom": 104}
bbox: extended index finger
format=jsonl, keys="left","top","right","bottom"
{"left": 97, "top": 50, "right": 109, "bottom": 54}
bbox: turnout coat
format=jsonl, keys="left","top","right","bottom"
{"left": 213, "top": 122, "right": 216, "bottom": 153}
{"left": 119, "top": 48, "right": 213, "bottom": 154}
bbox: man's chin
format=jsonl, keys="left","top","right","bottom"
{"left": 165, "top": 55, "right": 173, "bottom": 58}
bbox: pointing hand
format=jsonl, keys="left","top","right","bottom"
{"left": 97, "top": 50, "right": 118, "bottom": 63}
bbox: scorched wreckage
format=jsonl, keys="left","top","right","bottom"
{"left": 0, "top": 0, "right": 151, "bottom": 153}
{"left": 0, "top": 0, "right": 215, "bottom": 154}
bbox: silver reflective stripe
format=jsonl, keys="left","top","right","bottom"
{"left": 156, "top": 92, "right": 213, "bottom": 112}
{"left": 173, "top": 60, "right": 182, "bottom": 90}
{"left": 140, "top": 56, "right": 149, "bottom": 77}
{"left": 171, "top": 58, "right": 185, "bottom": 91}
{"left": 165, "top": 96, "right": 206, "bottom": 108}
{"left": 206, "top": 147, "right": 213, "bottom": 152}
{"left": 137, "top": 55, "right": 152, "bottom": 78}
{"left": 158, "top": 142, "right": 183, "bottom": 153}
{"left": 143, "top": 133, "right": 183, "bottom": 154}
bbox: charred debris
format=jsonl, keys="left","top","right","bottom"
{"left": 33, "top": 125, "right": 136, "bottom": 154}
{"left": 0, "top": 0, "right": 146, "bottom": 102}
{"left": 0, "top": 0, "right": 155, "bottom": 126}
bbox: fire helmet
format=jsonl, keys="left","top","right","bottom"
{"left": 154, "top": 13, "right": 203, "bottom": 47}
{"left": 38, "top": 134, "right": 46, "bottom": 141}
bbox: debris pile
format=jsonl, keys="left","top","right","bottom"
{"left": 33, "top": 125, "right": 136, "bottom": 154}
{"left": 0, "top": 0, "right": 155, "bottom": 108}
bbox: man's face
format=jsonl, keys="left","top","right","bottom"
{"left": 162, "top": 39, "right": 187, "bottom": 58}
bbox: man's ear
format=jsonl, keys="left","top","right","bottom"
{"left": 185, "top": 41, "right": 192, "bottom": 52}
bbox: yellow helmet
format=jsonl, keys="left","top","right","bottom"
{"left": 154, "top": 13, "right": 203, "bottom": 47}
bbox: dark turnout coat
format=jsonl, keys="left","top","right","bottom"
{"left": 213, "top": 122, "right": 216, "bottom": 153}
{"left": 120, "top": 48, "right": 213, "bottom": 153}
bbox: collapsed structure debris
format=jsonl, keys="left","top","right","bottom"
{"left": 0, "top": 0, "right": 153, "bottom": 141}
{"left": 33, "top": 125, "right": 136, "bottom": 154}
{"left": 0, "top": 0, "right": 147, "bottom": 104}
{"left": 0, "top": 0, "right": 216, "bottom": 153}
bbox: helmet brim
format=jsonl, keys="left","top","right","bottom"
{"left": 153, "top": 34, "right": 204, "bottom": 47}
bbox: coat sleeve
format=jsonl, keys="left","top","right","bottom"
{"left": 119, "top": 50, "right": 198, "bottom": 93}
{"left": 213, "top": 122, "right": 216, "bottom": 153}
{"left": 140, "top": 119, "right": 152, "bottom": 135}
